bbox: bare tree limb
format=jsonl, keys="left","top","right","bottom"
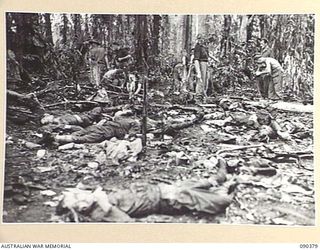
{"left": 43, "top": 100, "right": 101, "bottom": 108}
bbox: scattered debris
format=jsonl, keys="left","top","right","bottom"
{"left": 36, "top": 149, "right": 46, "bottom": 159}
{"left": 4, "top": 86, "right": 314, "bottom": 225}
{"left": 40, "top": 190, "right": 57, "bottom": 196}
{"left": 58, "top": 143, "right": 85, "bottom": 151}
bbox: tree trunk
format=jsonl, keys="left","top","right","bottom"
{"left": 160, "top": 15, "right": 170, "bottom": 54}
{"left": 246, "top": 15, "right": 254, "bottom": 42}
{"left": 125, "top": 15, "right": 132, "bottom": 45}
{"left": 222, "top": 15, "right": 232, "bottom": 57}
{"left": 184, "top": 15, "right": 191, "bottom": 52}
{"left": 84, "top": 14, "right": 90, "bottom": 39}
{"left": 107, "top": 15, "right": 113, "bottom": 44}
{"left": 14, "top": 13, "right": 31, "bottom": 55}
{"left": 239, "top": 15, "right": 248, "bottom": 42}
{"left": 259, "top": 15, "right": 265, "bottom": 38}
{"left": 61, "top": 14, "right": 68, "bottom": 45}
{"left": 152, "top": 15, "right": 161, "bottom": 56}
{"left": 91, "top": 15, "right": 100, "bottom": 40}
{"left": 120, "top": 15, "right": 125, "bottom": 42}
{"left": 44, "top": 13, "right": 53, "bottom": 45}
{"left": 196, "top": 15, "right": 207, "bottom": 36}
{"left": 72, "top": 14, "right": 81, "bottom": 45}
{"left": 134, "top": 15, "right": 148, "bottom": 73}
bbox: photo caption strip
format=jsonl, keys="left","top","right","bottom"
{"left": 0, "top": 243, "right": 319, "bottom": 250}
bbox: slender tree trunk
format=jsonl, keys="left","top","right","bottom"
{"left": 222, "top": 15, "right": 232, "bottom": 57}
{"left": 84, "top": 14, "right": 89, "bottom": 39}
{"left": 72, "top": 14, "right": 81, "bottom": 44}
{"left": 259, "top": 15, "right": 265, "bottom": 38}
{"left": 126, "top": 15, "right": 131, "bottom": 44}
{"left": 239, "top": 15, "right": 247, "bottom": 42}
{"left": 152, "top": 15, "right": 161, "bottom": 56}
{"left": 44, "top": 13, "right": 53, "bottom": 45}
{"left": 116, "top": 15, "right": 122, "bottom": 41}
{"left": 135, "top": 15, "right": 148, "bottom": 73}
{"left": 160, "top": 15, "right": 170, "bottom": 54}
{"left": 108, "top": 15, "right": 113, "bottom": 44}
{"left": 184, "top": 15, "right": 191, "bottom": 52}
{"left": 91, "top": 15, "right": 100, "bottom": 40}
{"left": 61, "top": 14, "right": 68, "bottom": 45}
{"left": 246, "top": 15, "right": 254, "bottom": 43}
{"left": 274, "top": 15, "right": 282, "bottom": 61}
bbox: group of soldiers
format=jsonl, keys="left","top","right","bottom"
{"left": 86, "top": 39, "right": 140, "bottom": 99}
{"left": 86, "top": 35, "right": 285, "bottom": 104}
{"left": 47, "top": 36, "right": 288, "bottom": 222}
{"left": 181, "top": 35, "right": 286, "bottom": 102}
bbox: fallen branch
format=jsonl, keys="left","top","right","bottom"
{"left": 150, "top": 103, "right": 203, "bottom": 113}
{"left": 243, "top": 100, "right": 268, "bottom": 109}
{"left": 44, "top": 100, "right": 101, "bottom": 108}
{"left": 216, "top": 143, "right": 264, "bottom": 156}
{"left": 80, "top": 86, "right": 95, "bottom": 91}
{"left": 229, "top": 95, "right": 251, "bottom": 101}
{"left": 149, "top": 103, "right": 171, "bottom": 109}
{"left": 106, "top": 89, "right": 143, "bottom": 97}
{"left": 273, "top": 150, "right": 313, "bottom": 157}
{"left": 102, "top": 105, "right": 128, "bottom": 113}
{"left": 82, "top": 85, "right": 142, "bottom": 97}
{"left": 35, "top": 85, "right": 73, "bottom": 97}
{"left": 244, "top": 100, "right": 313, "bottom": 113}
{"left": 170, "top": 104, "right": 203, "bottom": 113}
{"left": 264, "top": 150, "right": 314, "bottom": 167}
{"left": 7, "top": 106, "right": 33, "bottom": 115}
{"left": 106, "top": 90, "right": 129, "bottom": 96}
{"left": 84, "top": 84, "right": 126, "bottom": 95}
{"left": 270, "top": 101, "right": 313, "bottom": 113}
{"left": 198, "top": 104, "right": 218, "bottom": 108}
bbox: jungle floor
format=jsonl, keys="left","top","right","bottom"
{"left": 2, "top": 76, "right": 315, "bottom": 225}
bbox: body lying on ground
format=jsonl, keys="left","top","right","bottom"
{"left": 41, "top": 107, "right": 104, "bottom": 127}
{"left": 42, "top": 114, "right": 141, "bottom": 145}
{"left": 56, "top": 158, "right": 237, "bottom": 222}
{"left": 206, "top": 103, "right": 293, "bottom": 141}
{"left": 39, "top": 108, "right": 139, "bottom": 145}
{"left": 40, "top": 107, "right": 202, "bottom": 145}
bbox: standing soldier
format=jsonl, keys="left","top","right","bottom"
{"left": 88, "top": 39, "right": 109, "bottom": 88}
{"left": 255, "top": 56, "right": 284, "bottom": 100}
{"left": 193, "top": 34, "right": 209, "bottom": 103}
{"left": 256, "top": 38, "right": 273, "bottom": 98}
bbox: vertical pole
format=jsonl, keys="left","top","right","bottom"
{"left": 103, "top": 25, "right": 106, "bottom": 47}
{"left": 195, "top": 15, "right": 199, "bottom": 37}
{"left": 142, "top": 76, "right": 148, "bottom": 150}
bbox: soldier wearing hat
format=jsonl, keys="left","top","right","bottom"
{"left": 255, "top": 55, "right": 284, "bottom": 100}
{"left": 193, "top": 33, "right": 209, "bottom": 103}
{"left": 87, "top": 39, "right": 109, "bottom": 88}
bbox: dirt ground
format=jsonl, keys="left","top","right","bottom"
{"left": 3, "top": 88, "right": 314, "bottom": 224}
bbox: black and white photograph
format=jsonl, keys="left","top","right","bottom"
{"left": 3, "top": 13, "right": 315, "bottom": 225}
